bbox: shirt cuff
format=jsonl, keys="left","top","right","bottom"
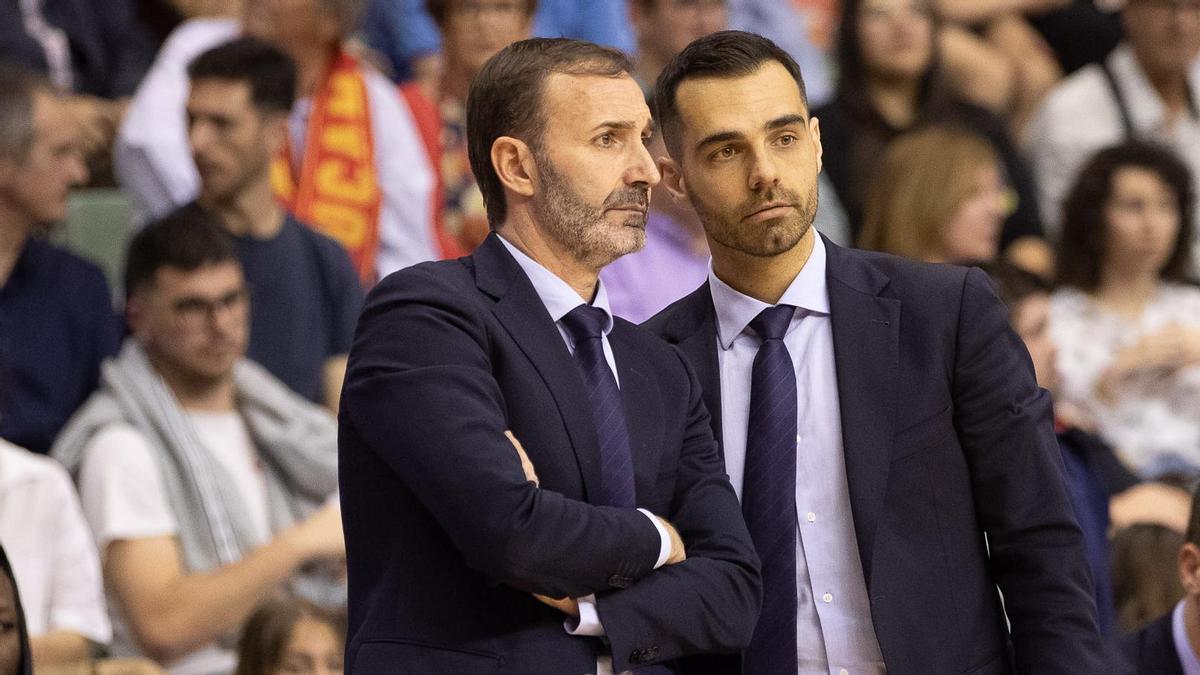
{"left": 639, "top": 507, "right": 671, "bottom": 569}
{"left": 564, "top": 594, "right": 605, "bottom": 637}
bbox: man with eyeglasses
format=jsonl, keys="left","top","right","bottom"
{"left": 1028, "top": 0, "right": 1200, "bottom": 272}
{"left": 53, "top": 211, "right": 345, "bottom": 675}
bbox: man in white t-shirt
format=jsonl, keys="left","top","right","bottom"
{"left": 52, "top": 211, "right": 345, "bottom": 675}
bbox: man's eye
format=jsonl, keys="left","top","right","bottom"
{"left": 597, "top": 133, "right": 615, "bottom": 147}
{"left": 712, "top": 147, "right": 736, "bottom": 160}
{"left": 778, "top": 134, "right": 797, "bottom": 146}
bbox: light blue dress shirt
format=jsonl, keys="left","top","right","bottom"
{"left": 708, "top": 234, "right": 885, "bottom": 675}
{"left": 1173, "top": 600, "right": 1200, "bottom": 674}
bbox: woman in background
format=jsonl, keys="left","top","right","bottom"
{"left": 859, "top": 125, "right": 1008, "bottom": 264}
{"left": 1052, "top": 141, "right": 1200, "bottom": 476}
{"left": 235, "top": 598, "right": 343, "bottom": 675}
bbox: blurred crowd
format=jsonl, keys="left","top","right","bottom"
{"left": 0, "top": 0, "right": 1198, "bottom": 672}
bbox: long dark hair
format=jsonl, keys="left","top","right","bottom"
{"left": 1055, "top": 141, "right": 1195, "bottom": 292}
{"left": 0, "top": 544, "right": 32, "bottom": 675}
{"left": 832, "top": 0, "right": 952, "bottom": 125}
{"left": 235, "top": 597, "right": 345, "bottom": 675}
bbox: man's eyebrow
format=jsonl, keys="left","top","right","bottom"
{"left": 694, "top": 130, "right": 742, "bottom": 150}
{"left": 766, "top": 113, "right": 808, "bottom": 130}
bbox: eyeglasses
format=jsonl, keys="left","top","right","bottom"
{"left": 171, "top": 288, "right": 248, "bottom": 329}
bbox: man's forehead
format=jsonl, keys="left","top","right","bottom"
{"left": 674, "top": 62, "right": 807, "bottom": 131}
{"left": 542, "top": 72, "right": 652, "bottom": 128}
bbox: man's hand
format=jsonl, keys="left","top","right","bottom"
{"left": 532, "top": 594, "right": 580, "bottom": 617}
{"left": 285, "top": 503, "right": 346, "bottom": 561}
{"left": 505, "top": 430, "right": 539, "bottom": 486}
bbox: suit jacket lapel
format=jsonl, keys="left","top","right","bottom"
{"left": 657, "top": 284, "right": 725, "bottom": 459}
{"left": 473, "top": 234, "right": 603, "bottom": 502}
{"left": 609, "top": 326, "right": 665, "bottom": 502}
{"left": 825, "top": 239, "right": 900, "bottom": 589}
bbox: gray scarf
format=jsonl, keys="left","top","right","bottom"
{"left": 53, "top": 340, "right": 339, "bottom": 576}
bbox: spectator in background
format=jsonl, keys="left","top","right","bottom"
{"left": 628, "top": 0, "right": 728, "bottom": 92}
{"left": 52, "top": 215, "right": 344, "bottom": 675}
{"left": 117, "top": 0, "right": 438, "bottom": 284}
{"left": 0, "top": 439, "right": 110, "bottom": 670}
{"left": 1026, "top": 0, "right": 1200, "bottom": 255}
{"left": 180, "top": 38, "right": 362, "bottom": 409}
{"left": 0, "top": 543, "right": 32, "bottom": 675}
{"left": 422, "top": 0, "right": 536, "bottom": 254}
{"left": 234, "top": 598, "right": 343, "bottom": 675}
{"left": 0, "top": 67, "right": 121, "bottom": 455}
{"left": 983, "top": 260, "right": 1142, "bottom": 638}
{"left": 858, "top": 126, "right": 1010, "bottom": 265}
{"left": 816, "top": 0, "right": 1047, "bottom": 266}
{"left": 935, "top": 0, "right": 1066, "bottom": 138}
{"left": 1051, "top": 142, "right": 1200, "bottom": 476}
{"left": 1025, "top": 0, "right": 1122, "bottom": 76}
{"left": 0, "top": 0, "right": 157, "bottom": 168}
{"left": 364, "top": 0, "right": 635, "bottom": 89}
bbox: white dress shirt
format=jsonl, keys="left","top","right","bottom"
{"left": 498, "top": 236, "right": 670, "bottom": 675}
{"left": 1173, "top": 600, "right": 1200, "bottom": 675}
{"left": 709, "top": 234, "right": 885, "bottom": 675}
{"left": 114, "top": 18, "right": 438, "bottom": 279}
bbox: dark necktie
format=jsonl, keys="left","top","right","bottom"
{"left": 741, "top": 304, "right": 799, "bottom": 674}
{"left": 561, "top": 305, "right": 636, "bottom": 508}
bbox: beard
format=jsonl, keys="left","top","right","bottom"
{"left": 531, "top": 151, "right": 650, "bottom": 270}
{"left": 691, "top": 178, "right": 819, "bottom": 258}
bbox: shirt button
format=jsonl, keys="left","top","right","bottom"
{"left": 822, "top": 592, "right": 833, "bottom": 604}
{"left": 795, "top": 434, "right": 802, "bottom": 444}
{"left": 840, "top": 669, "right": 849, "bottom": 675}
{"left": 806, "top": 512, "right": 816, "bottom": 523}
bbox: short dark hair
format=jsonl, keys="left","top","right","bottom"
{"left": 426, "top": 0, "right": 538, "bottom": 25}
{"left": 980, "top": 260, "right": 1051, "bottom": 318}
{"left": 187, "top": 37, "right": 297, "bottom": 115}
{"left": 1055, "top": 141, "right": 1195, "bottom": 292}
{"left": 124, "top": 207, "right": 240, "bottom": 298}
{"left": 467, "top": 37, "right": 633, "bottom": 229}
{"left": 1187, "top": 483, "right": 1200, "bottom": 546}
{"left": 654, "top": 30, "right": 808, "bottom": 159}
{"left": 0, "top": 65, "right": 52, "bottom": 162}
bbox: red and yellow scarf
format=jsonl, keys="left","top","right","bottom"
{"left": 272, "top": 51, "right": 382, "bottom": 284}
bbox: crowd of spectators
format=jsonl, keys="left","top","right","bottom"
{"left": 0, "top": 0, "right": 1198, "bottom": 672}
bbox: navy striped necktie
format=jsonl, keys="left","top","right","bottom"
{"left": 561, "top": 305, "right": 636, "bottom": 508}
{"left": 742, "top": 304, "right": 799, "bottom": 674}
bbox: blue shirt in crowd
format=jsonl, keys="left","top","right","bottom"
{"left": 0, "top": 238, "right": 121, "bottom": 453}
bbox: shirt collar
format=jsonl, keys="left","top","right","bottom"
{"left": 498, "top": 234, "right": 613, "bottom": 335}
{"left": 708, "top": 232, "right": 829, "bottom": 350}
{"left": 1173, "top": 600, "right": 1200, "bottom": 674}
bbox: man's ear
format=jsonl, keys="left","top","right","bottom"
{"left": 809, "top": 115, "right": 823, "bottom": 174}
{"left": 263, "top": 113, "right": 289, "bottom": 157}
{"left": 491, "top": 136, "right": 537, "bottom": 199}
{"left": 125, "top": 293, "right": 151, "bottom": 342}
{"left": 1179, "top": 541, "right": 1200, "bottom": 595}
{"left": 658, "top": 156, "right": 689, "bottom": 206}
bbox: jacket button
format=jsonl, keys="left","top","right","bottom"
{"left": 607, "top": 574, "right": 630, "bottom": 589}
{"left": 629, "top": 649, "right": 642, "bottom": 663}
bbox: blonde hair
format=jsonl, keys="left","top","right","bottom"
{"left": 858, "top": 126, "right": 1000, "bottom": 260}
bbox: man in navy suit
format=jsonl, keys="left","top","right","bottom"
{"left": 337, "top": 38, "right": 760, "bottom": 673}
{"left": 645, "top": 31, "right": 1103, "bottom": 674}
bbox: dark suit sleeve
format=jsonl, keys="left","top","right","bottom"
{"left": 596, "top": 347, "right": 762, "bottom": 672}
{"left": 341, "top": 267, "right": 662, "bottom": 599}
{"left": 952, "top": 267, "right": 1103, "bottom": 672}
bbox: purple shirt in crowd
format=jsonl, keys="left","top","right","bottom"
{"left": 601, "top": 210, "right": 710, "bottom": 324}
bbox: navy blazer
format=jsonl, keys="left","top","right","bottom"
{"left": 645, "top": 236, "right": 1103, "bottom": 674}
{"left": 1121, "top": 612, "right": 1185, "bottom": 675}
{"left": 338, "top": 233, "right": 760, "bottom": 673}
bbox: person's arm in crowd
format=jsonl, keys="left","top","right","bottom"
{"left": 30, "top": 632, "right": 95, "bottom": 669}
{"left": 1095, "top": 324, "right": 1200, "bottom": 403}
{"left": 952, "top": 267, "right": 1103, "bottom": 670}
{"left": 41, "top": 657, "right": 165, "bottom": 675}
{"left": 343, "top": 267, "right": 673, "bottom": 600}
{"left": 103, "top": 504, "right": 344, "bottom": 664}
{"left": 322, "top": 355, "right": 348, "bottom": 413}
{"left": 937, "top": 0, "right": 1071, "bottom": 24}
